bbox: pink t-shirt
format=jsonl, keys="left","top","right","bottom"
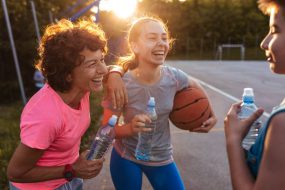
{"left": 12, "top": 84, "right": 91, "bottom": 190}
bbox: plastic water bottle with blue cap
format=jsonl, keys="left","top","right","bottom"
{"left": 135, "top": 97, "right": 158, "bottom": 161}
{"left": 87, "top": 115, "right": 118, "bottom": 160}
{"left": 238, "top": 88, "right": 262, "bottom": 151}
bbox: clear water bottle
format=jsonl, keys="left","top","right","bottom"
{"left": 135, "top": 97, "right": 158, "bottom": 161}
{"left": 87, "top": 115, "right": 118, "bottom": 160}
{"left": 238, "top": 88, "right": 262, "bottom": 151}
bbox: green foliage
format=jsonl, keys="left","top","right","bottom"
{"left": 0, "top": 0, "right": 82, "bottom": 105}
{"left": 80, "top": 91, "right": 104, "bottom": 151}
{"left": 137, "top": 0, "right": 268, "bottom": 55}
{"left": 0, "top": 0, "right": 269, "bottom": 104}
{"left": 0, "top": 102, "right": 22, "bottom": 190}
{"left": 0, "top": 92, "right": 103, "bottom": 189}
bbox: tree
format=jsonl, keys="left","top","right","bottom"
{"left": 0, "top": 0, "right": 268, "bottom": 104}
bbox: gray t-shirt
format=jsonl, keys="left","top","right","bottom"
{"left": 107, "top": 65, "right": 189, "bottom": 166}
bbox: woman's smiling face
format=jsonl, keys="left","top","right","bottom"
{"left": 261, "top": 7, "right": 285, "bottom": 74}
{"left": 70, "top": 48, "right": 108, "bottom": 93}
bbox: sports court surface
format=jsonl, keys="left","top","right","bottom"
{"left": 84, "top": 60, "right": 285, "bottom": 190}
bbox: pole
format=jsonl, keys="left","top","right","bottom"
{"left": 49, "top": 11, "right": 54, "bottom": 23}
{"left": 95, "top": 0, "right": 100, "bottom": 22}
{"left": 70, "top": 0, "right": 99, "bottom": 22}
{"left": 200, "top": 38, "right": 204, "bottom": 58}
{"left": 30, "top": 0, "right": 41, "bottom": 43}
{"left": 186, "top": 37, "right": 190, "bottom": 58}
{"left": 58, "top": 0, "right": 88, "bottom": 18}
{"left": 213, "top": 38, "right": 217, "bottom": 59}
{"left": 255, "top": 34, "right": 259, "bottom": 57}
{"left": 241, "top": 46, "right": 245, "bottom": 61}
{"left": 2, "top": 0, "right": 27, "bottom": 104}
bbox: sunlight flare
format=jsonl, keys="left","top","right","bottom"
{"left": 99, "top": 0, "right": 138, "bottom": 19}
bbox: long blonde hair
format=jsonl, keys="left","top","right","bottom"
{"left": 118, "top": 17, "right": 173, "bottom": 72}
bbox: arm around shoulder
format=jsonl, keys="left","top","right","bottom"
{"left": 104, "top": 65, "right": 128, "bottom": 110}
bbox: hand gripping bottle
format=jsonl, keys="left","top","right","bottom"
{"left": 238, "top": 88, "right": 262, "bottom": 151}
{"left": 87, "top": 115, "right": 118, "bottom": 160}
{"left": 135, "top": 97, "right": 158, "bottom": 161}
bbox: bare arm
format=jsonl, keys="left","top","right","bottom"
{"left": 102, "top": 108, "right": 151, "bottom": 139}
{"left": 105, "top": 65, "right": 128, "bottom": 110}
{"left": 253, "top": 113, "right": 285, "bottom": 190}
{"left": 7, "top": 143, "right": 104, "bottom": 182}
{"left": 223, "top": 103, "right": 285, "bottom": 190}
{"left": 224, "top": 102, "right": 262, "bottom": 190}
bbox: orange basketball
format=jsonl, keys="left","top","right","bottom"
{"left": 169, "top": 87, "right": 212, "bottom": 130}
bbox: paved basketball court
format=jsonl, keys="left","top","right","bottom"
{"left": 84, "top": 60, "right": 285, "bottom": 190}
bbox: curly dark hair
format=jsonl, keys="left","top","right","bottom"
{"left": 258, "top": 0, "right": 285, "bottom": 14}
{"left": 36, "top": 19, "right": 107, "bottom": 92}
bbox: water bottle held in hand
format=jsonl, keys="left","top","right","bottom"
{"left": 87, "top": 115, "right": 118, "bottom": 160}
{"left": 238, "top": 88, "right": 262, "bottom": 151}
{"left": 135, "top": 97, "right": 158, "bottom": 161}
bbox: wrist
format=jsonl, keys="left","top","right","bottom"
{"left": 126, "top": 123, "right": 136, "bottom": 136}
{"left": 226, "top": 136, "right": 242, "bottom": 148}
{"left": 109, "top": 71, "right": 123, "bottom": 77}
{"left": 108, "top": 65, "right": 124, "bottom": 77}
{"left": 114, "top": 123, "right": 133, "bottom": 138}
{"left": 63, "top": 164, "right": 76, "bottom": 181}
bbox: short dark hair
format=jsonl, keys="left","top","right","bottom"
{"left": 258, "top": 0, "right": 285, "bottom": 15}
{"left": 36, "top": 19, "right": 107, "bottom": 92}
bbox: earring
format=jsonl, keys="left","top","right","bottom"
{"left": 66, "top": 74, "right": 72, "bottom": 82}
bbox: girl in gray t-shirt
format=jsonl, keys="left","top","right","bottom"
{"left": 102, "top": 17, "right": 217, "bottom": 190}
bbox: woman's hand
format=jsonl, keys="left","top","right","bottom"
{"left": 72, "top": 150, "right": 105, "bottom": 179}
{"left": 191, "top": 114, "right": 217, "bottom": 133}
{"left": 224, "top": 102, "right": 264, "bottom": 145}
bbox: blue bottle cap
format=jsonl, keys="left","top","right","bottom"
{"left": 242, "top": 88, "right": 255, "bottom": 103}
{"left": 148, "top": 97, "right": 155, "bottom": 107}
{"left": 108, "top": 115, "right": 118, "bottom": 127}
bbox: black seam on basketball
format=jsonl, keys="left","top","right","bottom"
{"left": 207, "top": 111, "right": 212, "bottom": 119}
{"left": 175, "top": 87, "right": 197, "bottom": 95}
{"left": 175, "top": 104, "right": 209, "bottom": 125}
{"left": 172, "top": 97, "right": 207, "bottom": 111}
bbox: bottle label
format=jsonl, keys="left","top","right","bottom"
{"left": 239, "top": 103, "right": 262, "bottom": 150}
{"left": 87, "top": 135, "right": 113, "bottom": 160}
{"left": 135, "top": 105, "right": 157, "bottom": 161}
{"left": 239, "top": 106, "right": 256, "bottom": 119}
{"left": 241, "top": 117, "right": 262, "bottom": 150}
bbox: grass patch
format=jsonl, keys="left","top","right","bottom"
{"left": 0, "top": 92, "right": 103, "bottom": 190}
{"left": 0, "top": 102, "right": 22, "bottom": 190}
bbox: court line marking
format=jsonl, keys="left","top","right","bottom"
{"left": 172, "top": 127, "right": 224, "bottom": 134}
{"left": 189, "top": 75, "right": 270, "bottom": 118}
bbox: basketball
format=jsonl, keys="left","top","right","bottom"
{"left": 169, "top": 87, "right": 212, "bottom": 131}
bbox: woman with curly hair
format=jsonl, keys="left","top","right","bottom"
{"left": 7, "top": 19, "right": 126, "bottom": 190}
